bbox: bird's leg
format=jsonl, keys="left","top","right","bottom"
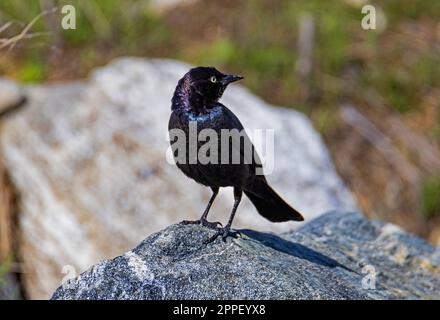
{"left": 182, "top": 187, "right": 222, "bottom": 229}
{"left": 200, "top": 187, "right": 219, "bottom": 222}
{"left": 206, "top": 187, "right": 242, "bottom": 243}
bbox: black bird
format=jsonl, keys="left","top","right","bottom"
{"left": 168, "top": 67, "right": 304, "bottom": 242}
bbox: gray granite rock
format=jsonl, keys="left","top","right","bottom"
{"left": 0, "top": 58, "right": 357, "bottom": 298}
{"left": 52, "top": 212, "right": 440, "bottom": 300}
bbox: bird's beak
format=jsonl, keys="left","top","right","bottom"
{"left": 221, "top": 74, "right": 244, "bottom": 86}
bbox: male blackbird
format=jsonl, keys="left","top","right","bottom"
{"left": 168, "top": 67, "right": 304, "bottom": 242}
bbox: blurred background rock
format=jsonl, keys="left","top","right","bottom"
{"left": 0, "top": 0, "right": 439, "bottom": 298}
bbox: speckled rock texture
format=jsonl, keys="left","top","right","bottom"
{"left": 52, "top": 212, "right": 440, "bottom": 300}
{"left": 0, "top": 58, "right": 357, "bottom": 299}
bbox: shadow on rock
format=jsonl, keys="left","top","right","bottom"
{"left": 239, "top": 229, "right": 356, "bottom": 273}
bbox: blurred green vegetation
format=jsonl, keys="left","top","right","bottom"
{"left": 0, "top": 0, "right": 171, "bottom": 82}
{"left": 1, "top": 0, "right": 439, "bottom": 119}
{"left": 422, "top": 175, "right": 440, "bottom": 220}
{"left": 16, "top": 59, "right": 47, "bottom": 83}
{"left": 0, "top": 257, "right": 12, "bottom": 286}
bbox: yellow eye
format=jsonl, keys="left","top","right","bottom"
{"left": 210, "top": 76, "right": 217, "bottom": 83}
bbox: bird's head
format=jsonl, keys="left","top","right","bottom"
{"left": 172, "top": 66, "right": 243, "bottom": 113}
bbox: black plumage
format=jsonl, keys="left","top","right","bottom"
{"left": 168, "top": 67, "right": 304, "bottom": 242}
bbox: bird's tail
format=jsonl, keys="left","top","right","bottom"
{"left": 244, "top": 180, "right": 304, "bottom": 222}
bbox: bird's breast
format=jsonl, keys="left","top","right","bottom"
{"left": 169, "top": 106, "right": 247, "bottom": 187}
{"left": 185, "top": 107, "right": 224, "bottom": 128}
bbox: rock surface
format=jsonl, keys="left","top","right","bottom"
{"left": 52, "top": 212, "right": 440, "bottom": 300}
{"left": 0, "top": 58, "right": 357, "bottom": 299}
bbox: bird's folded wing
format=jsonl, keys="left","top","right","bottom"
{"left": 218, "top": 103, "right": 264, "bottom": 175}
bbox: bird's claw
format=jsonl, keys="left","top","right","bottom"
{"left": 204, "top": 220, "right": 223, "bottom": 229}
{"left": 205, "top": 226, "right": 231, "bottom": 244}
{"left": 181, "top": 218, "right": 222, "bottom": 230}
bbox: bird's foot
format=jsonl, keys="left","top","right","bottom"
{"left": 205, "top": 226, "right": 233, "bottom": 244}
{"left": 201, "top": 219, "right": 223, "bottom": 229}
{"left": 181, "top": 218, "right": 222, "bottom": 230}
